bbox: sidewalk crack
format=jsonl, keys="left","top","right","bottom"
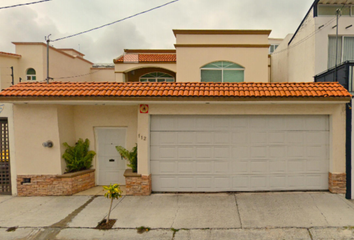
{"left": 309, "top": 193, "right": 329, "bottom": 225}
{"left": 171, "top": 195, "right": 179, "bottom": 229}
{"left": 234, "top": 194, "right": 243, "bottom": 229}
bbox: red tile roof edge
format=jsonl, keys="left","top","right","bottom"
{"left": 0, "top": 82, "right": 351, "bottom": 99}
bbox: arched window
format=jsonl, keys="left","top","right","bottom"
{"left": 26, "top": 68, "right": 36, "bottom": 81}
{"left": 139, "top": 72, "right": 174, "bottom": 82}
{"left": 201, "top": 61, "right": 244, "bottom": 83}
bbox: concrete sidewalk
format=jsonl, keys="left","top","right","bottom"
{"left": 1, "top": 192, "right": 354, "bottom": 239}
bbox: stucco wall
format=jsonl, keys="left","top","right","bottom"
{"left": 288, "top": 9, "right": 316, "bottom": 82}
{"left": 176, "top": 47, "right": 269, "bottom": 82}
{"left": 57, "top": 106, "right": 76, "bottom": 173}
{"left": 0, "top": 56, "right": 20, "bottom": 89}
{"left": 14, "top": 105, "right": 62, "bottom": 175}
{"left": 136, "top": 103, "right": 346, "bottom": 175}
{"left": 315, "top": 16, "right": 354, "bottom": 75}
{"left": 270, "top": 34, "right": 293, "bottom": 82}
{"left": 15, "top": 44, "right": 45, "bottom": 82}
{"left": 176, "top": 34, "right": 270, "bottom": 45}
{"left": 90, "top": 68, "right": 115, "bottom": 82}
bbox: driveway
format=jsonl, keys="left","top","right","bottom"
{"left": 1, "top": 192, "right": 354, "bottom": 239}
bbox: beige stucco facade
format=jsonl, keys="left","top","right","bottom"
{"left": 8, "top": 101, "right": 347, "bottom": 192}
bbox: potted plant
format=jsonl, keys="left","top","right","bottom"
{"left": 115, "top": 144, "right": 137, "bottom": 172}
{"left": 62, "top": 138, "right": 96, "bottom": 173}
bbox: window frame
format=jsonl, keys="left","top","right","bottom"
{"left": 328, "top": 36, "right": 354, "bottom": 68}
{"left": 200, "top": 61, "right": 245, "bottom": 83}
{"left": 317, "top": 4, "right": 353, "bottom": 16}
{"left": 26, "top": 68, "right": 36, "bottom": 81}
{"left": 139, "top": 72, "right": 175, "bottom": 83}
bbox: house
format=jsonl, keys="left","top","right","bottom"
{"left": 0, "top": 42, "right": 115, "bottom": 90}
{"left": 0, "top": 29, "right": 351, "bottom": 198}
{"left": 271, "top": 0, "right": 354, "bottom": 83}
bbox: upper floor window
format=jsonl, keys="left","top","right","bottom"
{"left": 201, "top": 61, "right": 244, "bottom": 83}
{"left": 26, "top": 68, "right": 36, "bottom": 81}
{"left": 139, "top": 72, "right": 174, "bottom": 82}
{"left": 318, "top": 5, "right": 352, "bottom": 16}
{"left": 328, "top": 36, "right": 354, "bottom": 68}
{"left": 269, "top": 44, "right": 279, "bottom": 54}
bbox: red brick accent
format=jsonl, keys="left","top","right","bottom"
{"left": 17, "top": 169, "right": 95, "bottom": 196}
{"left": 124, "top": 169, "right": 151, "bottom": 196}
{"left": 329, "top": 172, "right": 346, "bottom": 194}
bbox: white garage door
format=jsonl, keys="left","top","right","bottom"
{"left": 150, "top": 115, "right": 329, "bottom": 192}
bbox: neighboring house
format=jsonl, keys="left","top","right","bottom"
{"left": 0, "top": 29, "right": 351, "bottom": 199}
{"left": 0, "top": 42, "right": 115, "bottom": 89}
{"left": 271, "top": 0, "right": 354, "bottom": 83}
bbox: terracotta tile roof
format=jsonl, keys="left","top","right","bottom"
{"left": 0, "top": 82, "right": 350, "bottom": 99}
{"left": 114, "top": 54, "right": 176, "bottom": 63}
{"left": 0, "top": 51, "right": 21, "bottom": 58}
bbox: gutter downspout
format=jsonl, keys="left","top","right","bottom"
{"left": 346, "top": 99, "right": 352, "bottom": 199}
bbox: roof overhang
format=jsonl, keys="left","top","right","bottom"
{"left": 173, "top": 29, "right": 272, "bottom": 37}
{"left": 319, "top": 0, "right": 354, "bottom": 4}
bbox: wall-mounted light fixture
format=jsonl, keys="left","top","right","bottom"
{"left": 42, "top": 140, "right": 53, "bottom": 148}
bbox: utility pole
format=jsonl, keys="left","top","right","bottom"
{"left": 45, "top": 34, "right": 51, "bottom": 84}
{"left": 10, "top": 67, "right": 14, "bottom": 85}
{"left": 335, "top": 8, "right": 341, "bottom": 82}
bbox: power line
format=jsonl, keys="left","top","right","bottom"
{"left": 272, "top": 2, "right": 349, "bottom": 56}
{"left": 51, "top": 70, "right": 100, "bottom": 81}
{"left": 51, "top": 0, "right": 179, "bottom": 42}
{"left": 0, "top": 0, "right": 51, "bottom": 10}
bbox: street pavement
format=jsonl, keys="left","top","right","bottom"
{"left": 0, "top": 192, "right": 354, "bottom": 239}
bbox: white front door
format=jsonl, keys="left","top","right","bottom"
{"left": 96, "top": 128, "right": 127, "bottom": 185}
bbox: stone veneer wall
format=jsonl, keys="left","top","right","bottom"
{"left": 329, "top": 172, "right": 346, "bottom": 194}
{"left": 17, "top": 169, "right": 95, "bottom": 196}
{"left": 124, "top": 169, "right": 151, "bottom": 196}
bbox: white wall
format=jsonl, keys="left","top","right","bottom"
{"left": 270, "top": 34, "right": 293, "bottom": 82}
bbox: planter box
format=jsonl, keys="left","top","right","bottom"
{"left": 124, "top": 169, "right": 151, "bottom": 196}
{"left": 17, "top": 169, "right": 95, "bottom": 196}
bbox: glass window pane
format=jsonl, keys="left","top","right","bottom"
{"left": 157, "top": 79, "right": 165, "bottom": 82}
{"left": 343, "top": 37, "right": 354, "bottom": 62}
{"left": 32, "top": 76, "right": 36, "bottom": 80}
{"left": 201, "top": 70, "right": 222, "bottom": 82}
{"left": 166, "top": 78, "right": 174, "bottom": 82}
{"left": 148, "top": 79, "right": 156, "bottom": 82}
{"left": 328, "top": 36, "right": 342, "bottom": 68}
{"left": 140, "top": 79, "right": 147, "bottom": 82}
{"left": 318, "top": 5, "right": 350, "bottom": 15}
{"left": 223, "top": 70, "right": 244, "bottom": 82}
{"left": 27, "top": 68, "right": 36, "bottom": 75}
{"left": 27, "top": 76, "right": 31, "bottom": 80}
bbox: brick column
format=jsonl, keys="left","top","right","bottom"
{"left": 124, "top": 169, "right": 151, "bottom": 196}
{"left": 329, "top": 172, "right": 346, "bottom": 194}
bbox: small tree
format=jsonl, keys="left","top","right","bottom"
{"left": 62, "top": 138, "right": 96, "bottom": 173}
{"left": 116, "top": 144, "right": 137, "bottom": 172}
{"left": 103, "top": 184, "right": 122, "bottom": 223}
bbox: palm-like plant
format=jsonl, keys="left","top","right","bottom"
{"left": 103, "top": 184, "right": 122, "bottom": 223}
{"left": 62, "top": 138, "right": 96, "bottom": 173}
{"left": 115, "top": 144, "right": 137, "bottom": 172}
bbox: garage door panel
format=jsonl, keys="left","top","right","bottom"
{"left": 214, "top": 161, "right": 230, "bottom": 173}
{"left": 196, "top": 132, "right": 213, "bottom": 144}
{"left": 196, "top": 161, "right": 213, "bottom": 173}
{"left": 232, "top": 161, "right": 249, "bottom": 173}
{"left": 177, "top": 132, "right": 195, "bottom": 144}
{"left": 178, "top": 161, "right": 195, "bottom": 173}
{"left": 196, "top": 147, "right": 212, "bottom": 158}
{"left": 177, "top": 147, "right": 195, "bottom": 159}
{"left": 151, "top": 115, "right": 329, "bottom": 192}
{"left": 232, "top": 146, "right": 250, "bottom": 159}
{"left": 214, "top": 146, "right": 230, "bottom": 159}
{"left": 250, "top": 146, "right": 267, "bottom": 158}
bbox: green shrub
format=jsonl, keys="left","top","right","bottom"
{"left": 62, "top": 138, "right": 96, "bottom": 173}
{"left": 116, "top": 144, "right": 137, "bottom": 172}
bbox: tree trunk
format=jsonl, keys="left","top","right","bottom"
{"left": 106, "top": 198, "right": 113, "bottom": 224}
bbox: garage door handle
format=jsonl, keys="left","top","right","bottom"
{"left": 109, "top": 159, "right": 115, "bottom": 162}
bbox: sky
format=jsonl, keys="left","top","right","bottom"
{"left": 0, "top": 0, "right": 314, "bottom": 63}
